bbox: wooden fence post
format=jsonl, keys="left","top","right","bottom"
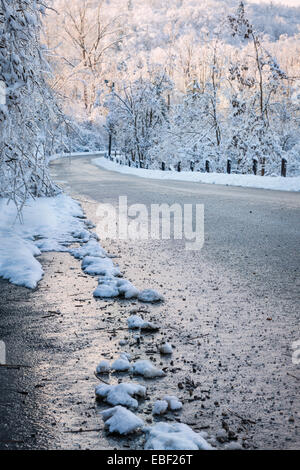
{"left": 281, "top": 158, "right": 287, "bottom": 177}
{"left": 253, "top": 159, "right": 257, "bottom": 175}
{"left": 261, "top": 157, "right": 265, "bottom": 176}
{"left": 108, "top": 133, "right": 112, "bottom": 158}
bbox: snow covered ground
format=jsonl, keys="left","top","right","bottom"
{"left": 0, "top": 192, "right": 136, "bottom": 292}
{"left": 0, "top": 190, "right": 165, "bottom": 302}
{"left": 0, "top": 194, "right": 87, "bottom": 288}
{"left": 93, "top": 157, "right": 300, "bottom": 192}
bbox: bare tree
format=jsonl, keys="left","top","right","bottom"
{"left": 47, "top": 0, "right": 127, "bottom": 117}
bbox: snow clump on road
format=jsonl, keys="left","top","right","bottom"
{"left": 163, "top": 395, "right": 183, "bottom": 411}
{"left": 137, "top": 289, "right": 164, "bottom": 303}
{"left": 93, "top": 279, "right": 163, "bottom": 302}
{"left": 96, "top": 360, "right": 111, "bottom": 374}
{"left": 101, "top": 406, "right": 144, "bottom": 434}
{"left": 152, "top": 400, "right": 169, "bottom": 415}
{"left": 144, "top": 422, "right": 212, "bottom": 450}
{"left": 95, "top": 382, "right": 146, "bottom": 409}
{"left": 152, "top": 395, "right": 182, "bottom": 414}
{"left": 132, "top": 360, "right": 166, "bottom": 378}
{"left": 70, "top": 239, "right": 107, "bottom": 259}
{"left": 159, "top": 342, "right": 173, "bottom": 354}
{"left": 127, "top": 315, "right": 159, "bottom": 331}
{"left": 111, "top": 353, "right": 131, "bottom": 372}
{"left": 82, "top": 256, "right": 121, "bottom": 276}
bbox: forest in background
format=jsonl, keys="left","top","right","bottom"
{"left": 2, "top": 0, "right": 300, "bottom": 201}
{"left": 43, "top": 0, "right": 300, "bottom": 175}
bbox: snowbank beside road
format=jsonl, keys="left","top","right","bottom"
{"left": 0, "top": 194, "right": 86, "bottom": 288}
{"left": 0, "top": 192, "right": 164, "bottom": 300}
{"left": 93, "top": 157, "right": 300, "bottom": 192}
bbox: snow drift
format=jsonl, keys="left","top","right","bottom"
{"left": 0, "top": 194, "right": 85, "bottom": 288}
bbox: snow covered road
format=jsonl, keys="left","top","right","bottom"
{"left": 0, "top": 153, "right": 299, "bottom": 449}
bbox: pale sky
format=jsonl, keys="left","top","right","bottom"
{"left": 247, "top": 0, "right": 300, "bottom": 6}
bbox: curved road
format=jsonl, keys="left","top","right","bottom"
{"left": 51, "top": 155, "right": 300, "bottom": 449}
{"left": 0, "top": 154, "right": 299, "bottom": 450}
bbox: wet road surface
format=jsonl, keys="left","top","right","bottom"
{"left": 0, "top": 154, "right": 299, "bottom": 449}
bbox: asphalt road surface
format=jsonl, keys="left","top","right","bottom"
{"left": 0, "top": 154, "right": 299, "bottom": 450}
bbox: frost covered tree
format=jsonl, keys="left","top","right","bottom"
{"left": 41, "top": 0, "right": 300, "bottom": 175}
{"left": 227, "top": 2, "right": 290, "bottom": 173}
{"left": 149, "top": 39, "right": 226, "bottom": 172}
{"left": 153, "top": 81, "right": 220, "bottom": 171}
{"left": 0, "top": 0, "right": 61, "bottom": 209}
{"left": 107, "top": 71, "right": 172, "bottom": 166}
{"left": 44, "top": 0, "right": 127, "bottom": 120}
